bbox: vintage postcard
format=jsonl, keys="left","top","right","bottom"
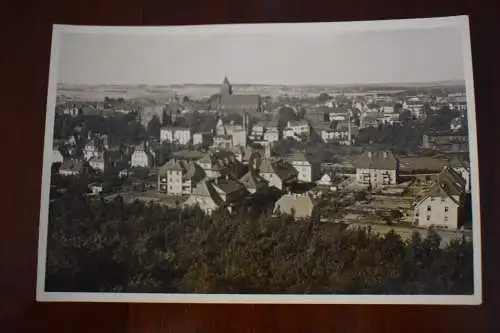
{"left": 37, "top": 15, "right": 482, "bottom": 304}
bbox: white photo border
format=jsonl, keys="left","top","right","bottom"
{"left": 36, "top": 15, "right": 482, "bottom": 305}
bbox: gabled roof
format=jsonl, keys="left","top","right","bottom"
{"left": 239, "top": 170, "right": 268, "bottom": 190}
{"left": 183, "top": 162, "right": 205, "bottom": 182}
{"left": 190, "top": 179, "right": 224, "bottom": 205}
{"left": 161, "top": 158, "right": 183, "bottom": 171}
{"left": 274, "top": 193, "right": 315, "bottom": 218}
{"left": 258, "top": 157, "right": 298, "bottom": 180}
{"left": 354, "top": 151, "right": 398, "bottom": 170}
{"left": 212, "top": 178, "right": 246, "bottom": 195}
{"left": 418, "top": 166, "right": 466, "bottom": 205}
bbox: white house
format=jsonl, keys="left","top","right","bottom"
{"left": 231, "top": 127, "right": 247, "bottom": 147}
{"left": 183, "top": 177, "right": 248, "bottom": 215}
{"left": 53, "top": 147, "right": 64, "bottom": 165}
{"left": 283, "top": 120, "right": 310, "bottom": 140}
{"left": 257, "top": 157, "right": 298, "bottom": 191}
{"left": 59, "top": 159, "right": 86, "bottom": 176}
{"left": 354, "top": 151, "right": 399, "bottom": 188}
{"left": 183, "top": 180, "right": 223, "bottom": 215}
{"left": 160, "top": 126, "right": 192, "bottom": 145}
{"left": 287, "top": 152, "right": 320, "bottom": 183}
{"left": 413, "top": 166, "right": 467, "bottom": 229}
{"left": 130, "top": 144, "right": 154, "bottom": 168}
{"left": 157, "top": 158, "right": 205, "bottom": 195}
{"left": 263, "top": 126, "right": 279, "bottom": 143}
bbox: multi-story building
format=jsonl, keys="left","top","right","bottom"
{"left": 413, "top": 166, "right": 467, "bottom": 229}
{"left": 354, "top": 151, "right": 399, "bottom": 188}
{"left": 197, "top": 150, "right": 244, "bottom": 180}
{"left": 263, "top": 126, "right": 279, "bottom": 143}
{"left": 193, "top": 132, "right": 213, "bottom": 147}
{"left": 160, "top": 126, "right": 192, "bottom": 145}
{"left": 257, "top": 157, "right": 298, "bottom": 191}
{"left": 183, "top": 176, "right": 248, "bottom": 215}
{"left": 287, "top": 152, "right": 320, "bottom": 183}
{"left": 130, "top": 144, "right": 154, "bottom": 168}
{"left": 157, "top": 158, "right": 205, "bottom": 195}
{"left": 282, "top": 120, "right": 310, "bottom": 140}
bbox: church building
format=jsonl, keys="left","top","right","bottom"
{"left": 210, "top": 76, "right": 262, "bottom": 114}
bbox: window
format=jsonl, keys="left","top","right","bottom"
{"left": 427, "top": 205, "right": 431, "bottom": 211}
{"left": 444, "top": 216, "right": 448, "bottom": 222}
{"left": 444, "top": 206, "right": 449, "bottom": 213}
{"left": 441, "top": 198, "right": 446, "bottom": 203}
{"left": 426, "top": 215, "right": 431, "bottom": 221}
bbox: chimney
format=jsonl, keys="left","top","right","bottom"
{"left": 383, "top": 151, "right": 388, "bottom": 158}
{"left": 367, "top": 151, "right": 372, "bottom": 158}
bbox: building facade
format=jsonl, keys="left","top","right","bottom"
{"left": 354, "top": 151, "right": 399, "bottom": 188}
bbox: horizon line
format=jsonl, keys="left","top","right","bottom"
{"left": 57, "top": 79, "right": 466, "bottom": 88}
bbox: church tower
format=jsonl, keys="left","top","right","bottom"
{"left": 220, "top": 75, "right": 233, "bottom": 97}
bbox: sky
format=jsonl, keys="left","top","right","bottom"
{"left": 57, "top": 26, "right": 466, "bottom": 86}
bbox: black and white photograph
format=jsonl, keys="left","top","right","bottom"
{"left": 37, "top": 15, "right": 482, "bottom": 304}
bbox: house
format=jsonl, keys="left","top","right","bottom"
{"left": 257, "top": 157, "right": 298, "bottom": 191}
{"left": 287, "top": 152, "right": 320, "bottom": 183}
{"left": 211, "top": 176, "right": 248, "bottom": 206}
{"left": 449, "top": 157, "right": 471, "bottom": 193}
{"left": 274, "top": 192, "right": 315, "bottom": 219}
{"left": 59, "top": 159, "right": 86, "bottom": 176}
{"left": 239, "top": 169, "right": 269, "bottom": 194}
{"left": 403, "top": 98, "right": 425, "bottom": 119}
{"left": 160, "top": 126, "right": 192, "bottom": 145}
{"left": 212, "top": 135, "right": 233, "bottom": 149}
{"left": 183, "top": 176, "right": 248, "bottom": 215}
{"left": 230, "top": 145, "right": 260, "bottom": 166}
{"left": 319, "top": 122, "right": 359, "bottom": 145}
{"left": 52, "top": 147, "right": 64, "bottom": 165}
{"left": 450, "top": 117, "right": 464, "bottom": 132}
{"left": 283, "top": 120, "right": 310, "bottom": 140}
{"left": 183, "top": 179, "right": 224, "bottom": 215}
{"left": 157, "top": 158, "right": 205, "bottom": 195}
{"left": 422, "top": 132, "right": 469, "bottom": 152}
{"left": 193, "top": 132, "right": 213, "bottom": 147}
{"left": 249, "top": 120, "right": 280, "bottom": 144}
{"left": 197, "top": 150, "right": 244, "bottom": 180}
{"left": 413, "top": 166, "right": 467, "bottom": 229}
{"left": 231, "top": 126, "right": 247, "bottom": 147}
{"left": 249, "top": 122, "right": 266, "bottom": 141}
{"left": 130, "top": 144, "right": 154, "bottom": 168}
{"left": 263, "top": 126, "right": 279, "bottom": 143}
{"left": 88, "top": 149, "right": 122, "bottom": 174}
{"left": 354, "top": 151, "right": 399, "bottom": 188}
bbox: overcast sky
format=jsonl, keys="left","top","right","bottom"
{"left": 57, "top": 26, "right": 465, "bottom": 85}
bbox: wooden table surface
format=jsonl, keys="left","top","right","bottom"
{"left": 0, "top": 0, "right": 499, "bottom": 332}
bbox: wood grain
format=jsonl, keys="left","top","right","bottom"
{"left": 0, "top": 0, "right": 498, "bottom": 332}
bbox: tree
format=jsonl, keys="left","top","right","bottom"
{"left": 45, "top": 177, "right": 474, "bottom": 295}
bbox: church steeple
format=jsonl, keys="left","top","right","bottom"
{"left": 221, "top": 74, "right": 233, "bottom": 96}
